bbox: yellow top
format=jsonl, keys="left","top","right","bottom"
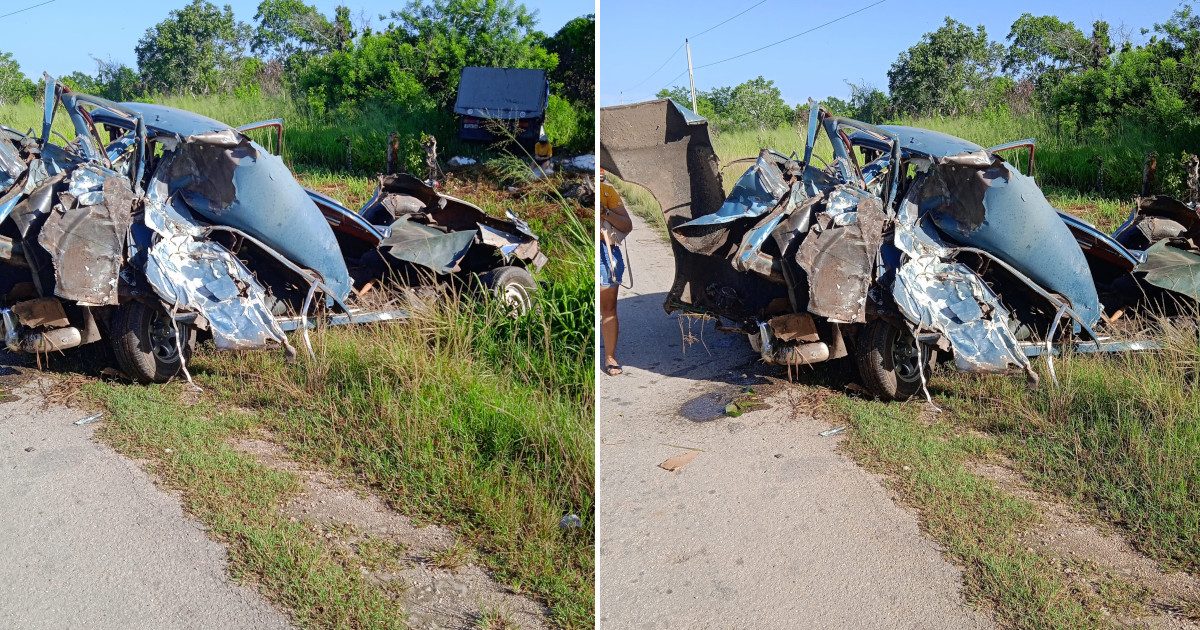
{"left": 534, "top": 141, "right": 553, "bottom": 160}
{"left": 600, "top": 181, "right": 623, "bottom": 211}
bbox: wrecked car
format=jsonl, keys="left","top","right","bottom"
{"left": 600, "top": 98, "right": 1198, "bottom": 400}
{"left": 0, "top": 77, "right": 545, "bottom": 383}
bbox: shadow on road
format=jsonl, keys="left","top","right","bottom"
{"left": 609, "top": 291, "right": 857, "bottom": 393}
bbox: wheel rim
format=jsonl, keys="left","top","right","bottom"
{"left": 502, "top": 283, "right": 531, "bottom": 317}
{"left": 891, "top": 329, "right": 922, "bottom": 383}
{"left": 148, "top": 310, "right": 181, "bottom": 363}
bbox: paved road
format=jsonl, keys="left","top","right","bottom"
{"left": 0, "top": 374, "right": 291, "bottom": 630}
{"left": 597, "top": 214, "right": 993, "bottom": 629}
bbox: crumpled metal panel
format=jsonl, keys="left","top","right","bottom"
{"left": 141, "top": 157, "right": 289, "bottom": 351}
{"left": 168, "top": 137, "right": 352, "bottom": 301}
{"left": 675, "top": 152, "right": 790, "bottom": 258}
{"left": 679, "top": 152, "right": 788, "bottom": 229}
{"left": 795, "top": 187, "right": 887, "bottom": 323}
{"left": 380, "top": 216, "right": 477, "bottom": 274}
{"left": 893, "top": 180, "right": 1031, "bottom": 373}
{"left": 921, "top": 153, "right": 1101, "bottom": 327}
{"left": 0, "top": 140, "right": 26, "bottom": 191}
{"left": 601, "top": 99, "right": 789, "bottom": 317}
{"left": 1137, "top": 240, "right": 1200, "bottom": 301}
{"left": 37, "top": 169, "right": 133, "bottom": 306}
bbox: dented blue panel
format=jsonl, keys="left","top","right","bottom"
{"left": 171, "top": 139, "right": 353, "bottom": 301}
{"left": 923, "top": 159, "right": 1101, "bottom": 326}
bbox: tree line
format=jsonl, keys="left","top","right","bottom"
{"left": 658, "top": 3, "right": 1200, "bottom": 139}
{"left": 0, "top": 0, "right": 593, "bottom": 146}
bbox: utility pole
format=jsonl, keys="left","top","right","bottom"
{"left": 685, "top": 38, "right": 698, "bottom": 112}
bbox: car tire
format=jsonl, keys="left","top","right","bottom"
{"left": 109, "top": 300, "right": 195, "bottom": 384}
{"left": 855, "top": 318, "right": 925, "bottom": 401}
{"left": 482, "top": 266, "right": 536, "bottom": 317}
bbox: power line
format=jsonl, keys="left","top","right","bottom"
{"left": 620, "top": 0, "right": 770, "bottom": 96}
{"left": 0, "top": 0, "right": 56, "bottom": 20}
{"left": 693, "top": 0, "right": 888, "bottom": 71}
{"left": 689, "top": 0, "right": 768, "bottom": 39}
{"left": 620, "top": 42, "right": 684, "bottom": 95}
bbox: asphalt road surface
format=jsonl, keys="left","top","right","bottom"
{"left": 597, "top": 213, "right": 993, "bottom": 629}
{"left": 0, "top": 373, "right": 291, "bottom": 630}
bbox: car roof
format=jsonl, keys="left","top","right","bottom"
{"left": 848, "top": 125, "right": 983, "bottom": 158}
{"left": 90, "top": 102, "right": 234, "bottom": 138}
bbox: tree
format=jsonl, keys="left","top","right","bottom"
{"left": 0, "top": 52, "right": 35, "bottom": 105}
{"left": 382, "top": 0, "right": 557, "bottom": 106}
{"left": 1003, "top": 14, "right": 1089, "bottom": 80}
{"left": 253, "top": 0, "right": 352, "bottom": 63}
{"left": 887, "top": 17, "right": 1001, "bottom": 116}
{"left": 726, "top": 76, "right": 791, "bottom": 130}
{"left": 135, "top": 0, "right": 250, "bottom": 95}
{"left": 847, "top": 81, "right": 890, "bottom": 123}
{"left": 61, "top": 71, "right": 100, "bottom": 95}
{"left": 96, "top": 59, "right": 142, "bottom": 101}
{"left": 545, "top": 15, "right": 594, "bottom": 104}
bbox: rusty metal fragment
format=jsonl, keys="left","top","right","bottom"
{"left": 795, "top": 188, "right": 886, "bottom": 324}
{"left": 37, "top": 170, "right": 133, "bottom": 306}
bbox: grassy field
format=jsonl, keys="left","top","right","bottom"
{"left": 616, "top": 117, "right": 1200, "bottom": 626}
{"left": 1, "top": 93, "right": 596, "bottom": 627}
{"left": 0, "top": 91, "right": 592, "bottom": 176}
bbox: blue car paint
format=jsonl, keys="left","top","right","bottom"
{"left": 91, "top": 103, "right": 353, "bottom": 301}
{"left": 923, "top": 161, "right": 1101, "bottom": 326}
{"left": 848, "top": 126, "right": 1103, "bottom": 327}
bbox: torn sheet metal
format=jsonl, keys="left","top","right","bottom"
{"left": 37, "top": 169, "right": 133, "bottom": 306}
{"left": 1137, "top": 240, "right": 1200, "bottom": 301}
{"left": 601, "top": 99, "right": 791, "bottom": 317}
{"left": 0, "top": 139, "right": 26, "bottom": 191}
{"left": 795, "top": 187, "right": 887, "bottom": 324}
{"left": 362, "top": 173, "right": 545, "bottom": 272}
{"left": 142, "top": 160, "right": 289, "bottom": 351}
{"left": 893, "top": 183, "right": 1031, "bottom": 373}
{"left": 922, "top": 152, "right": 1101, "bottom": 327}
{"left": 679, "top": 152, "right": 788, "bottom": 229}
{"left": 168, "top": 136, "right": 353, "bottom": 301}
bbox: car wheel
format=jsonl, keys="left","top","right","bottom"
{"left": 855, "top": 318, "right": 925, "bottom": 401}
{"left": 109, "top": 300, "right": 195, "bottom": 384}
{"left": 482, "top": 266, "right": 536, "bottom": 317}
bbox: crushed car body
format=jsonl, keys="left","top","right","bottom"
{"left": 0, "top": 77, "right": 545, "bottom": 382}
{"left": 600, "top": 98, "right": 1199, "bottom": 400}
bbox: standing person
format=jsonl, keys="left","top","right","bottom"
{"left": 599, "top": 168, "right": 632, "bottom": 376}
{"left": 533, "top": 129, "right": 554, "bottom": 179}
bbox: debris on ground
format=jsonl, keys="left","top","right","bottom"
{"left": 724, "top": 387, "right": 768, "bottom": 417}
{"left": 659, "top": 450, "right": 699, "bottom": 472}
{"left": 559, "top": 154, "right": 595, "bottom": 173}
{"left": 73, "top": 412, "right": 103, "bottom": 426}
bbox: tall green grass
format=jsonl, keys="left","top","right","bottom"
{"left": 0, "top": 92, "right": 594, "bottom": 176}
{"left": 938, "top": 321, "right": 1200, "bottom": 574}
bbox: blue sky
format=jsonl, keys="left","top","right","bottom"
{"left": 600, "top": 0, "right": 1189, "bottom": 106}
{"left": 1, "top": 0, "right": 592, "bottom": 80}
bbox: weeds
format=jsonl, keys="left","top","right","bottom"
{"left": 938, "top": 319, "right": 1200, "bottom": 574}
